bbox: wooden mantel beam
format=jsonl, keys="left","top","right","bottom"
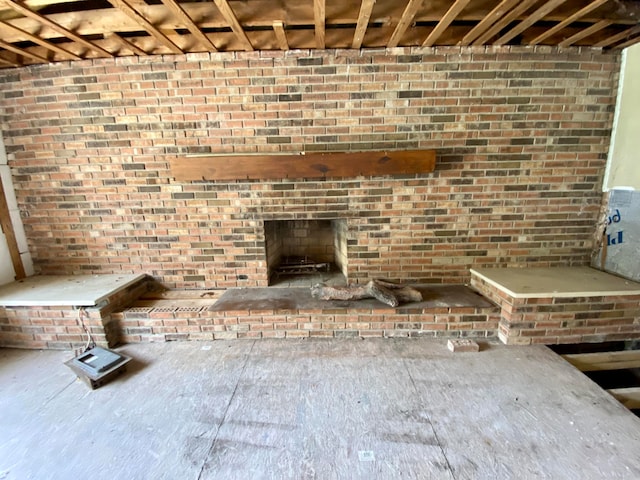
{"left": 170, "top": 150, "right": 436, "bottom": 182}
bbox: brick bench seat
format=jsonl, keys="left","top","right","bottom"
{"left": 470, "top": 267, "right": 640, "bottom": 345}
{"left": 115, "top": 284, "right": 501, "bottom": 343}
{"left": 0, "top": 274, "right": 151, "bottom": 350}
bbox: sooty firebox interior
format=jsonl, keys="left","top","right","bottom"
{"left": 264, "top": 219, "right": 348, "bottom": 287}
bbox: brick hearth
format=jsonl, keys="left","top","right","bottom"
{"left": 115, "top": 285, "right": 500, "bottom": 343}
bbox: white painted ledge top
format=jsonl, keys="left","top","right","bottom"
{"left": 470, "top": 267, "right": 640, "bottom": 298}
{"left": 0, "top": 274, "right": 147, "bottom": 307}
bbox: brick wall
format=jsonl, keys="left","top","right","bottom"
{"left": 0, "top": 46, "right": 619, "bottom": 289}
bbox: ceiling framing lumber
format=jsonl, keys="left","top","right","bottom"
{"left": 107, "top": 0, "right": 182, "bottom": 54}
{"left": 422, "top": 0, "right": 471, "bottom": 47}
{"left": 615, "top": 33, "right": 640, "bottom": 49}
{"left": 558, "top": 19, "right": 612, "bottom": 46}
{"left": 608, "top": 387, "right": 640, "bottom": 410}
{"left": 458, "top": 0, "right": 520, "bottom": 46}
{"left": 387, "top": 0, "right": 423, "bottom": 48}
{"left": 107, "top": 32, "right": 147, "bottom": 55}
{"left": 213, "top": 0, "right": 253, "bottom": 51}
{"left": 352, "top": 0, "right": 375, "bottom": 49}
{"left": 0, "top": 0, "right": 113, "bottom": 57}
{"left": 593, "top": 24, "right": 640, "bottom": 47}
{"left": 0, "top": 36, "right": 47, "bottom": 61}
{"left": 0, "top": 19, "right": 81, "bottom": 60}
{"left": 0, "top": 0, "right": 636, "bottom": 69}
{"left": 0, "top": 55, "right": 19, "bottom": 66}
{"left": 314, "top": 0, "right": 325, "bottom": 49}
{"left": 528, "top": 0, "right": 610, "bottom": 45}
{"left": 562, "top": 350, "right": 640, "bottom": 372}
{"left": 160, "top": 0, "right": 216, "bottom": 51}
{"left": 494, "top": 0, "right": 571, "bottom": 46}
{"left": 272, "top": 20, "right": 288, "bottom": 50}
{"left": 472, "top": 0, "right": 539, "bottom": 46}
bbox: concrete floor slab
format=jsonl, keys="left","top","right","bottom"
{"left": 1, "top": 340, "right": 640, "bottom": 479}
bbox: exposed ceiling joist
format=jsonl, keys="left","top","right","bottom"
{"left": 0, "top": 36, "right": 47, "bottom": 61}
{"left": 458, "top": 0, "right": 521, "bottom": 46}
{"left": 352, "top": 0, "right": 375, "bottom": 49}
{"left": 213, "top": 0, "right": 253, "bottom": 51}
{"left": 423, "top": 0, "right": 471, "bottom": 47}
{"left": 473, "top": 0, "right": 539, "bottom": 46}
{"left": 494, "top": 0, "right": 571, "bottom": 46}
{"left": 528, "top": 0, "right": 610, "bottom": 45}
{"left": 387, "top": 0, "right": 423, "bottom": 48}
{"left": 107, "top": 32, "right": 147, "bottom": 55}
{"left": 614, "top": 32, "right": 640, "bottom": 49}
{"left": 273, "top": 20, "right": 288, "bottom": 50}
{"left": 0, "top": 55, "right": 19, "bottom": 66}
{"left": 314, "top": 0, "right": 325, "bottom": 49}
{"left": 107, "top": 0, "right": 182, "bottom": 54}
{"left": 558, "top": 19, "right": 613, "bottom": 46}
{"left": 0, "top": 0, "right": 637, "bottom": 69}
{"left": 594, "top": 24, "right": 640, "bottom": 47}
{"left": 0, "top": 19, "right": 81, "bottom": 60}
{"left": 0, "top": 0, "right": 113, "bottom": 57}
{"left": 160, "top": 0, "right": 216, "bottom": 51}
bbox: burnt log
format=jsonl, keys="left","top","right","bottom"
{"left": 310, "top": 279, "right": 422, "bottom": 307}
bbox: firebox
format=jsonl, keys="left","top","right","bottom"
{"left": 264, "top": 219, "right": 348, "bottom": 286}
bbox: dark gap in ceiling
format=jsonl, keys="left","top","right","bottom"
{"left": 37, "top": 0, "right": 112, "bottom": 15}
{"left": 13, "top": 40, "right": 38, "bottom": 49}
{"left": 118, "top": 30, "right": 154, "bottom": 39}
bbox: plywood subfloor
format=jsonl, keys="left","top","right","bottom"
{"left": 211, "top": 284, "right": 493, "bottom": 312}
{"left": 471, "top": 267, "right": 640, "bottom": 298}
{"left": 0, "top": 274, "right": 147, "bottom": 306}
{"left": 2, "top": 340, "right": 640, "bottom": 479}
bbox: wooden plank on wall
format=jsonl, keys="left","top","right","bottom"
{"left": 0, "top": 180, "right": 25, "bottom": 280}
{"left": 562, "top": 350, "right": 640, "bottom": 372}
{"left": 170, "top": 150, "right": 436, "bottom": 181}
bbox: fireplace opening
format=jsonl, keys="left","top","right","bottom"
{"left": 264, "top": 219, "right": 348, "bottom": 287}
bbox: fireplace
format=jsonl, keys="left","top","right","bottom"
{"left": 264, "top": 219, "right": 348, "bottom": 286}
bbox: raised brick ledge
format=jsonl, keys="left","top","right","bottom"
{"left": 470, "top": 267, "right": 640, "bottom": 346}
{"left": 0, "top": 275, "right": 152, "bottom": 350}
{"left": 115, "top": 285, "right": 501, "bottom": 343}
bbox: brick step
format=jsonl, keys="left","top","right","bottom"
{"left": 471, "top": 267, "right": 640, "bottom": 345}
